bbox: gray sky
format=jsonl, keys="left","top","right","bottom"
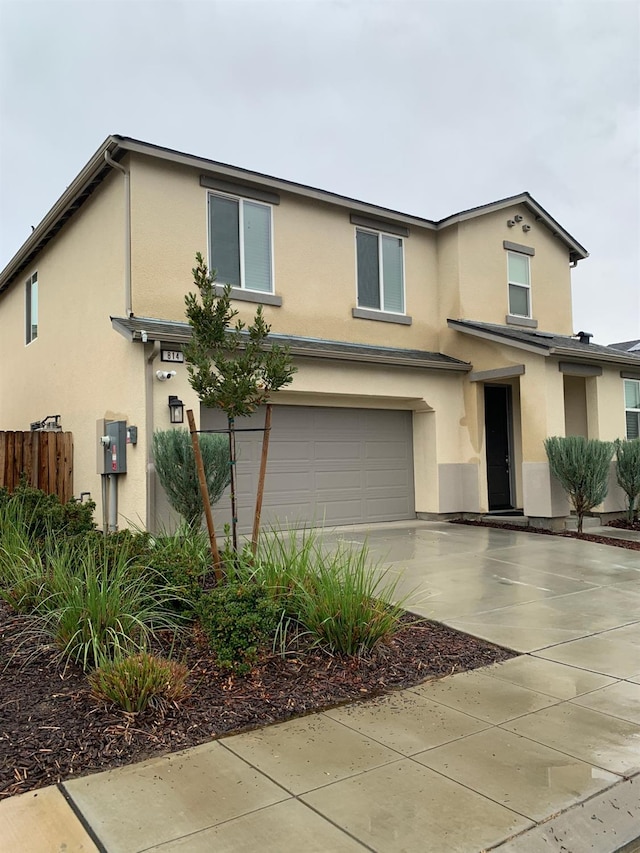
{"left": 1, "top": 0, "right": 638, "bottom": 343}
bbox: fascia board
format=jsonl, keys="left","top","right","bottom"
{"left": 436, "top": 193, "right": 588, "bottom": 261}
{"left": 115, "top": 137, "right": 437, "bottom": 231}
{"left": 550, "top": 346, "right": 640, "bottom": 368}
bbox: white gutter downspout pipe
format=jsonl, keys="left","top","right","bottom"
{"left": 104, "top": 150, "right": 132, "bottom": 317}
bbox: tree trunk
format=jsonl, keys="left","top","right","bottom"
{"left": 228, "top": 416, "right": 238, "bottom": 553}
{"left": 251, "top": 404, "right": 272, "bottom": 555}
{"left": 187, "top": 409, "right": 223, "bottom": 582}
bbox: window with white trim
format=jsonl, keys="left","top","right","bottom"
{"left": 356, "top": 229, "right": 404, "bottom": 313}
{"left": 208, "top": 193, "right": 273, "bottom": 293}
{"left": 25, "top": 271, "right": 38, "bottom": 344}
{"left": 507, "top": 251, "right": 531, "bottom": 318}
{"left": 624, "top": 379, "right": 640, "bottom": 439}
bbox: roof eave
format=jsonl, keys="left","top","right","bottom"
{"left": 436, "top": 192, "right": 589, "bottom": 262}
{"left": 0, "top": 135, "right": 123, "bottom": 295}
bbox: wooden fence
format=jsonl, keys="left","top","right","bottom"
{"left": 0, "top": 431, "right": 74, "bottom": 503}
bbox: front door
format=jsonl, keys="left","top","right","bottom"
{"left": 484, "top": 385, "right": 513, "bottom": 511}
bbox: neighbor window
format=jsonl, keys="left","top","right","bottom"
{"left": 356, "top": 229, "right": 404, "bottom": 313}
{"left": 25, "top": 272, "right": 38, "bottom": 344}
{"left": 208, "top": 193, "right": 273, "bottom": 293}
{"left": 507, "top": 251, "right": 531, "bottom": 318}
{"left": 624, "top": 379, "right": 640, "bottom": 439}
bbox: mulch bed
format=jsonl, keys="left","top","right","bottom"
{"left": 0, "top": 601, "right": 516, "bottom": 800}
{"left": 451, "top": 519, "right": 640, "bottom": 551}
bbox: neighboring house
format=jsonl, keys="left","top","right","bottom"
{"left": 1, "top": 135, "right": 639, "bottom": 532}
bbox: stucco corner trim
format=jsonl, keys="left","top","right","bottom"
{"left": 352, "top": 307, "right": 412, "bottom": 326}
{"left": 506, "top": 314, "right": 538, "bottom": 329}
{"left": 214, "top": 285, "right": 283, "bottom": 307}
{"left": 469, "top": 364, "right": 525, "bottom": 383}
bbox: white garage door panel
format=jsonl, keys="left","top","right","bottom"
{"left": 201, "top": 405, "right": 415, "bottom": 532}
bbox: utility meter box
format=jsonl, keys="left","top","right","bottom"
{"left": 102, "top": 420, "right": 127, "bottom": 474}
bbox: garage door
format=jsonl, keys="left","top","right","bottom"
{"left": 200, "top": 405, "right": 415, "bottom": 532}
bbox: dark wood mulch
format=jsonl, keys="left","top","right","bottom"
{"left": 0, "top": 601, "right": 516, "bottom": 800}
{"left": 451, "top": 519, "right": 640, "bottom": 551}
{"left": 608, "top": 518, "right": 640, "bottom": 532}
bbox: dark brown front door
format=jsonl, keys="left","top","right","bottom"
{"left": 485, "top": 386, "right": 513, "bottom": 511}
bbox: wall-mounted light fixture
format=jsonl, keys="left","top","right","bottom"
{"left": 168, "top": 395, "right": 184, "bottom": 424}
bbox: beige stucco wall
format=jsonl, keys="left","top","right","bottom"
{"left": 128, "top": 154, "right": 441, "bottom": 351}
{"left": 0, "top": 173, "right": 147, "bottom": 528}
{"left": 437, "top": 205, "right": 574, "bottom": 336}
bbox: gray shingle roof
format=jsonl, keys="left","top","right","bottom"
{"left": 111, "top": 316, "right": 471, "bottom": 372}
{"left": 609, "top": 339, "right": 640, "bottom": 352}
{"left": 448, "top": 319, "right": 640, "bottom": 367}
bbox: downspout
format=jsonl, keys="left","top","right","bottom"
{"left": 104, "top": 150, "right": 133, "bottom": 317}
{"left": 145, "top": 340, "right": 161, "bottom": 531}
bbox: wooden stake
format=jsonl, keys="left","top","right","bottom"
{"left": 187, "top": 409, "right": 223, "bottom": 582}
{"left": 251, "top": 403, "right": 272, "bottom": 555}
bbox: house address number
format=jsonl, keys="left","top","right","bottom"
{"left": 161, "top": 350, "right": 184, "bottom": 363}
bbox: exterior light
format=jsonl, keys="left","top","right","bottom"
{"left": 168, "top": 395, "right": 184, "bottom": 424}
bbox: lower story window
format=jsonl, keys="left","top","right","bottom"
{"left": 625, "top": 379, "right": 640, "bottom": 438}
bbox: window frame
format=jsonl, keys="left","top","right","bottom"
{"left": 355, "top": 226, "right": 406, "bottom": 316}
{"left": 624, "top": 379, "right": 640, "bottom": 439}
{"left": 506, "top": 250, "right": 532, "bottom": 319}
{"left": 25, "top": 271, "right": 38, "bottom": 345}
{"left": 207, "top": 191, "right": 275, "bottom": 295}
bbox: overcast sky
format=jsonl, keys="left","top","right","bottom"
{"left": 1, "top": 0, "right": 638, "bottom": 343}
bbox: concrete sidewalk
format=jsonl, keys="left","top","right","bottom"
{"left": 2, "top": 521, "right": 640, "bottom": 852}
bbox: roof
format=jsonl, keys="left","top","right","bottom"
{"left": 447, "top": 319, "right": 640, "bottom": 368}
{"left": 609, "top": 339, "right": 640, "bottom": 353}
{"left": 0, "top": 135, "right": 588, "bottom": 294}
{"left": 111, "top": 316, "right": 471, "bottom": 372}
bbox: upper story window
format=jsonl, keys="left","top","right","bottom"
{"left": 25, "top": 272, "right": 38, "bottom": 344}
{"left": 625, "top": 379, "right": 640, "bottom": 439}
{"left": 507, "top": 251, "right": 531, "bottom": 318}
{"left": 356, "top": 228, "right": 405, "bottom": 314}
{"left": 208, "top": 193, "right": 273, "bottom": 294}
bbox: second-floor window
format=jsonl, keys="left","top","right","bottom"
{"left": 625, "top": 379, "right": 640, "bottom": 439}
{"left": 356, "top": 229, "right": 405, "bottom": 314}
{"left": 208, "top": 193, "right": 273, "bottom": 293}
{"left": 25, "top": 271, "right": 38, "bottom": 344}
{"left": 507, "top": 251, "right": 531, "bottom": 318}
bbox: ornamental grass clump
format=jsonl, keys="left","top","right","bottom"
{"left": 614, "top": 438, "right": 640, "bottom": 522}
{"left": 88, "top": 653, "right": 190, "bottom": 714}
{"left": 253, "top": 526, "right": 409, "bottom": 656}
{"left": 544, "top": 436, "right": 615, "bottom": 533}
{"left": 33, "top": 539, "right": 185, "bottom": 671}
{"left": 0, "top": 502, "right": 48, "bottom": 612}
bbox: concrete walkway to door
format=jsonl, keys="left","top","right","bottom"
{"left": 2, "top": 521, "right": 640, "bottom": 852}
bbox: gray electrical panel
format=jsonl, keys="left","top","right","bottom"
{"left": 103, "top": 420, "right": 127, "bottom": 474}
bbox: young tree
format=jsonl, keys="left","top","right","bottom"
{"left": 544, "top": 436, "right": 615, "bottom": 533}
{"left": 184, "top": 253, "right": 296, "bottom": 558}
{"left": 614, "top": 438, "right": 640, "bottom": 523}
{"left": 152, "top": 429, "right": 230, "bottom": 529}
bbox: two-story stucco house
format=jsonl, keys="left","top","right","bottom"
{"left": 1, "top": 135, "right": 639, "bottom": 532}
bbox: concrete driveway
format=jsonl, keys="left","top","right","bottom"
{"left": 3, "top": 521, "right": 640, "bottom": 852}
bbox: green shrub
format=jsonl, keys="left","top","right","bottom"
{"left": 252, "top": 526, "right": 409, "bottom": 656}
{"left": 33, "top": 538, "right": 185, "bottom": 670}
{"left": 88, "top": 652, "right": 190, "bottom": 713}
{"left": 0, "top": 480, "right": 95, "bottom": 541}
{"left": 152, "top": 429, "right": 231, "bottom": 529}
{"left": 145, "top": 525, "right": 212, "bottom": 615}
{"left": 615, "top": 438, "right": 640, "bottom": 522}
{"left": 197, "top": 582, "right": 281, "bottom": 674}
{"left": 544, "top": 436, "right": 615, "bottom": 533}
